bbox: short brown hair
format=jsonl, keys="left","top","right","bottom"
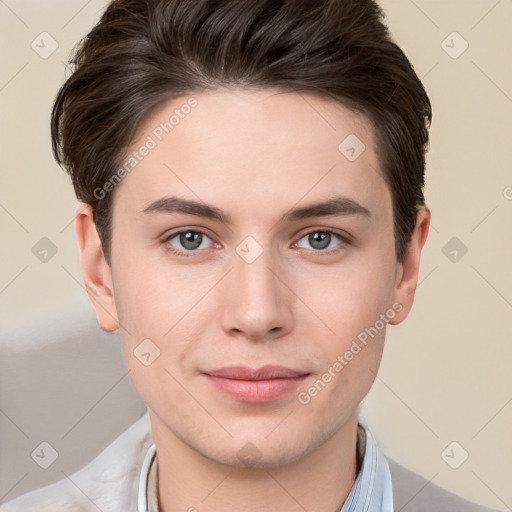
{"left": 51, "top": 0, "right": 432, "bottom": 265}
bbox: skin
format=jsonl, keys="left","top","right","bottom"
{"left": 75, "top": 88, "right": 430, "bottom": 512}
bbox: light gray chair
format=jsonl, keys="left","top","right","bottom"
{"left": 0, "top": 297, "right": 147, "bottom": 503}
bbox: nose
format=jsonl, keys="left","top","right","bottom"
{"left": 220, "top": 245, "right": 294, "bottom": 341}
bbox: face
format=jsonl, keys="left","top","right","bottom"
{"left": 84, "top": 88, "right": 424, "bottom": 468}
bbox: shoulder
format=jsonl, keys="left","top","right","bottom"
{"left": 0, "top": 412, "right": 152, "bottom": 512}
{"left": 386, "top": 456, "right": 499, "bottom": 512}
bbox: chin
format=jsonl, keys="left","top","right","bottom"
{"left": 197, "top": 433, "right": 320, "bottom": 470}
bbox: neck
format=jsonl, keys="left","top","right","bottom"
{"left": 149, "top": 410, "right": 360, "bottom": 512}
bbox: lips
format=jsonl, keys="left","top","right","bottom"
{"left": 202, "top": 365, "right": 309, "bottom": 403}
{"left": 205, "top": 365, "right": 306, "bottom": 380}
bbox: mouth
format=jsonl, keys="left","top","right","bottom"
{"left": 201, "top": 365, "right": 310, "bottom": 403}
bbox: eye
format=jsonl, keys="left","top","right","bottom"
{"left": 164, "top": 230, "right": 214, "bottom": 254}
{"left": 295, "top": 230, "right": 347, "bottom": 252}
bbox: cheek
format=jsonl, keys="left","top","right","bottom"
{"left": 112, "top": 247, "right": 212, "bottom": 337}
{"left": 111, "top": 254, "right": 217, "bottom": 392}
{"left": 296, "top": 291, "right": 389, "bottom": 425}
{"left": 292, "top": 250, "right": 396, "bottom": 403}
{"left": 297, "top": 255, "right": 396, "bottom": 342}
{"left": 112, "top": 266, "right": 195, "bottom": 414}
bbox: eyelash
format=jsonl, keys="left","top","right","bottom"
{"left": 162, "top": 228, "right": 351, "bottom": 258}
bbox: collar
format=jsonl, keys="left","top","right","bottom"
{"left": 137, "top": 443, "right": 157, "bottom": 512}
{"left": 338, "top": 424, "right": 394, "bottom": 512}
{"left": 137, "top": 423, "right": 393, "bottom": 512}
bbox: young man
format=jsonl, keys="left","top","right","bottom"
{"left": 1, "top": 0, "right": 499, "bottom": 511}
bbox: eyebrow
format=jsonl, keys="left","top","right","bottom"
{"left": 140, "top": 196, "right": 371, "bottom": 224}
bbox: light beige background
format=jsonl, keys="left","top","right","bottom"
{"left": 1, "top": 0, "right": 511, "bottom": 508}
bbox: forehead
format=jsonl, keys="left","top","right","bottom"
{"left": 111, "top": 88, "right": 390, "bottom": 221}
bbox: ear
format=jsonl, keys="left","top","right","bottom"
{"left": 74, "top": 202, "right": 119, "bottom": 332}
{"left": 389, "top": 207, "right": 431, "bottom": 325}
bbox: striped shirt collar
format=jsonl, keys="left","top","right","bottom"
{"left": 138, "top": 423, "right": 393, "bottom": 512}
{"left": 338, "top": 423, "right": 394, "bottom": 512}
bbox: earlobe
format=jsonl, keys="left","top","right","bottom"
{"left": 74, "top": 202, "right": 119, "bottom": 332}
{"left": 389, "top": 207, "right": 431, "bottom": 325}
